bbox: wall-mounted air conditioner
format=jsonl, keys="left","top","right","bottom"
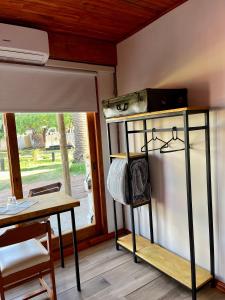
{"left": 0, "top": 23, "right": 49, "bottom": 65}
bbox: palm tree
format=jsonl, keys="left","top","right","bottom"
{"left": 72, "top": 113, "right": 88, "bottom": 162}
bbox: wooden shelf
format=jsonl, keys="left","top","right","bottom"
{"left": 118, "top": 234, "right": 212, "bottom": 290}
{"left": 110, "top": 152, "right": 145, "bottom": 159}
{"left": 132, "top": 199, "right": 151, "bottom": 208}
{"left": 106, "top": 106, "right": 209, "bottom": 123}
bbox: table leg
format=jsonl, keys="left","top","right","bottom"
{"left": 57, "top": 213, "right": 65, "bottom": 268}
{"left": 70, "top": 208, "right": 81, "bottom": 291}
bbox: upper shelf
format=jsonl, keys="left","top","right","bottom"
{"left": 106, "top": 106, "right": 209, "bottom": 123}
{"left": 110, "top": 152, "right": 145, "bottom": 159}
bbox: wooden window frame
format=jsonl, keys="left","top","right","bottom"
{"left": 3, "top": 113, "right": 23, "bottom": 199}
{"left": 3, "top": 111, "right": 108, "bottom": 248}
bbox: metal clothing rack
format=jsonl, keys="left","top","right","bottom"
{"left": 106, "top": 107, "right": 214, "bottom": 300}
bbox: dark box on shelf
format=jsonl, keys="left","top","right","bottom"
{"left": 102, "top": 88, "right": 188, "bottom": 119}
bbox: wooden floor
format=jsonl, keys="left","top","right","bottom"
{"left": 5, "top": 240, "right": 225, "bottom": 300}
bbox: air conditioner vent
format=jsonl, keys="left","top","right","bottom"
{"left": 0, "top": 23, "right": 49, "bottom": 65}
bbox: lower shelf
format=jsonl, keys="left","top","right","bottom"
{"left": 118, "top": 234, "right": 212, "bottom": 290}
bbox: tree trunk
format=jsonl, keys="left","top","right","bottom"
{"left": 72, "top": 113, "right": 88, "bottom": 162}
{"left": 57, "top": 113, "right": 72, "bottom": 196}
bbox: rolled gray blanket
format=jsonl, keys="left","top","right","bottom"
{"left": 130, "top": 158, "right": 149, "bottom": 202}
{"left": 107, "top": 158, "right": 150, "bottom": 205}
{"left": 107, "top": 158, "right": 128, "bottom": 204}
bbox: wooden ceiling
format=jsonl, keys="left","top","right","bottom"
{"left": 0, "top": 0, "right": 187, "bottom": 65}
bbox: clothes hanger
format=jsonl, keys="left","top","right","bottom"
{"left": 141, "top": 128, "right": 168, "bottom": 152}
{"left": 160, "top": 126, "right": 185, "bottom": 154}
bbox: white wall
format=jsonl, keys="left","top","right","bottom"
{"left": 117, "top": 0, "right": 225, "bottom": 282}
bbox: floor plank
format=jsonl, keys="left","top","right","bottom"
{"left": 94, "top": 261, "right": 161, "bottom": 299}
{"left": 58, "top": 276, "right": 110, "bottom": 300}
{"left": 126, "top": 275, "right": 190, "bottom": 300}
{"left": 4, "top": 240, "right": 225, "bottom": 300}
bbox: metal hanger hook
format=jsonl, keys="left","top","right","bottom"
{"left": 152, "top": 128, "right": 157, "bottom": 141}
{"left": 172, "top": 127, "right": 178, "bottom": 140}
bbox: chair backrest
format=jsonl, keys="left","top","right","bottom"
{"left": 28, "top": 182, "right": 62, "bottom": 197}
{"left": 0, "top": 222, "right": 51, "bottom": 248}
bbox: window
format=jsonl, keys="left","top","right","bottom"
{"left": 3, "top": 112, "right": 107, "bottom": 245}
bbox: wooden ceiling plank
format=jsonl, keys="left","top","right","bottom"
{"left": 0, "top": 0, "right": 188, "bottom": 62}
{"left": 48, "top": 31, "right": 117, "bottom": 66}
{"left": 82, "top": 0, "right": 156, "bottom": 18}
{"left": 10, "top": 0, "right": 161, "bottom": 23}
{"left": 22, "top": 0, "right": 155, "bottom": 28}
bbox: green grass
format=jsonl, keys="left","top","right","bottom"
{"left": 0, "top": 149, "right": 86, "bottom": 192}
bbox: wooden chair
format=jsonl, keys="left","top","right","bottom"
{"left": 0, "top": 221, "right": 57, "bottom": 300}
{"left": 28, "top": 182, "right": 65, "bottom": 268}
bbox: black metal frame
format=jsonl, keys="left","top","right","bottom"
{"left": 0, "top": 207, "right": 81, "bottom": 292}
{"left": 57, "top": 213, "right": 65, "bottom": 268}
{"left": 106, "top": 108, "right": 215, "bottom": 300}
{"left": 107, "top": 121, "right": 153, "bottom": 262}
{"left": 143, "top": 119, "right": 154, "bottom": 243}
{"left": 124, "top": 121, "right": 140, "bottom": 263}
{"left": 184, "top": 111, "right": 197, "bottom": 299}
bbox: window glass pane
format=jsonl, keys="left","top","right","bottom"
{"left": 15, "top": 112, "right": 95, "bottom": 234}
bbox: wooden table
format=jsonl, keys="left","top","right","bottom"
{"left": 0, "top": 191, "right": 81, "bottom": 291}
